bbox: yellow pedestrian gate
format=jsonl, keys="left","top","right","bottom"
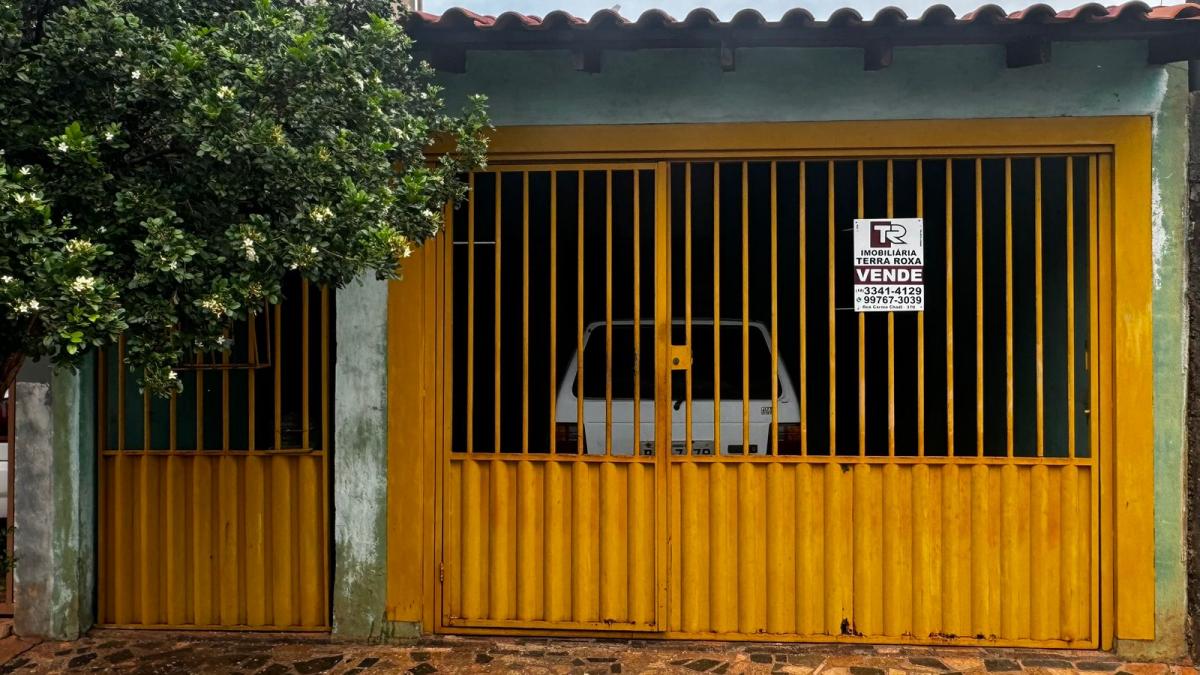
{"left": 97, "top": 276, "right": 331, "bottom": 631}
{"left": 421, "top": 120, "right": 1146, "bottom": 648}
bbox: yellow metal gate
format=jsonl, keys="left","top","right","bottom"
{"left": 98, "top": 276, "right": 331, "bottom": 630}
{"left": 441, "top": 155, "right": 1102, "bottom": 646}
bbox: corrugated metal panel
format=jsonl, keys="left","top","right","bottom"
{"left": 99, "top": 453, "right": 328, "bottom": 630}
{"left": 667, "top": 462, "right": 1092, "bottom": 644}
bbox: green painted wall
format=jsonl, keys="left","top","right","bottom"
{"left": 1118, "top": 62, "right": 1190, "bottom": 661}
{"left": 13, "top": 359, "right": 95, "bottom": 640}
{"left": 437, "top": 42, "right": 1163, "bottom": 126}
{"left": 428, "top": 41, "right": 1189, "bottom": 658}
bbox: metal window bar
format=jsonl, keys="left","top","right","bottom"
{"left": 444, "top": 156, "right": 1095, "bottom": 465}
{"left": 100, "top": 280, "right": 331, "bottom": 455}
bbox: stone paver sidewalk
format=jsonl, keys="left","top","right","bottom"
{"left": 0, "top": 630, "right": 1194, "bottom": 674}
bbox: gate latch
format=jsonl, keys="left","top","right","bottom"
{"left": 669, "top": 345, "right": 691, "bottom": 370}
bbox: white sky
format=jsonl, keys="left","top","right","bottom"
{"left": 419, "top": 0, "right": 1063, "bottom": 22}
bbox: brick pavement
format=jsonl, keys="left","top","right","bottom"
{"left": 0, "top": 630, "right": 1194, "bottom": 674}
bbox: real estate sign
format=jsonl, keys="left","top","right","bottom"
{"left": 853, "top": 218, "right": 924, "bottom": 312}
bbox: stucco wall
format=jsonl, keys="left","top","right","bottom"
{"left": 15, "top": 360, "right": 94, "bottom": 641}
{"left": 436, "top": 42, "right": 1164, "bottom": 126}
{"left": 333, "top": 276, "right": 390, "bottom": 639}
{"left": 1118, "top": 60, "right": 1189, "bottom": 661}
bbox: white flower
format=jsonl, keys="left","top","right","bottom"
{"left": 216, "top": 86, "right": 235, "bottom": 100}
{"left": 241, "top": 236, "right": 258, "bottom": 262}
{"left": 130, "top": 69, "right": 141, "bottom": 80}
{"left": 288, "top": 262, "right": 299, "bottom": 270}
{"left": 309, "top": 245, "right": 318, "bottom": 254}
{"left": 309, "top": 206, "right": 333, "bottom": 223}
{"left": 56, "top": 142, "right": 69, "bottom": 153}
{"left": 167, "top": 370, "right": 178, "bottom": 380}
{"left": 104, "top": 132, "right": 114, "bottom": 142}
{"left": 13, "top": 194, "right": 25, "bottom": 205}
{"left": 199, "top": 296, "right": 227, "bottom": 316}
{"left": 18, "top": 166, "right": 30, "bottom": 176}
{"left": 114, "top": 49, "right": 124, "bottom": 58}
{"left": 0, "top": 276, "right": 13, "bottom": 284}
{"left": 13, "top": 299, "right": 39, "bottom": 314}
{"left": 65, "top": 239, "right": 93, "bottom": 255}
{"left": 70, "top": 275, "right": 96, "bottom": 293}
{"left": 165, "top": 260, "right": 178, "bottom": 271}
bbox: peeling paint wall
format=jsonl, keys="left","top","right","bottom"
{"left": 13, "top": 360, "right": 94, "bottom": 641}
{"left": 1118, "top": 62, "right": 1190, "bottom": 662}
{"left": 333, "top": 277, "right": 390, "bottom": 639}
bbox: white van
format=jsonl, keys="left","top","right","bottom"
{"left": 554, "top": 320, "right": 802, "bottom": 456}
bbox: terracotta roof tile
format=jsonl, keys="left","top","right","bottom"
{"left": 410, "top": 2, "right": 1200, "bottom": 29}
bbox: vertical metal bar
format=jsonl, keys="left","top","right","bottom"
{"left": 741, "top": 162, "right": 750, "bottom": 456}
{"left": 946, "top": 159, "right": 954, "bottom": 457}
{"left": 654, "top": 161, "right": 672, "bottom": 622}
{"left": 274, "top": 303, "right": 282, "bottom": 450}
{"left": 495, "top": 171, "right": 503, "bottom": 454}
{"left": 222, "top": 330, "right": 230, "bottom": 450}
{"left": 1035, "top": 158, "right": 1045, "bottom": 457}
{"left": 1091, "top": 154, "right": 1105, "bottom": 644}
{"left": 118, "top": 337, "right": 126, "bottom": 450}
{"left": 195, "top": 352, "right": 204, "bottom": 451}
{"left": 713, "top": 163, "right": 722, "bottom": 456}
{"left": 142, "top": 378, "right": 150, "bottom": 452}
{"left": 799, "top": 162, "right": 808, "bottom": 456}
{"left": 1005, "top": 158, "right": 1014, "bottom": 458}
{"left": 321, "top": 286, "right": 330, "bottom": 454}
{"left": 770, "top": 161, "right": 779, "bottom": 455}
{"left": 321, "top": 282, "right": 330, "bottom": 610}
{"left": 577, "top": 171, "right": 585, "bottom": 455}
{"left": 246, "top": 316, "right": 255, "bottom": 451}
{"left": 549, "top": 172, "right": 558, "bottom": 455}
{"left": 1066, "top": 159, "right": 1076, "bottom": 459}
{"left": 522, "top": 171, "right": 530, "bottom": 454}
{"left": 684, "top": 164, "right": 693, "bottom": 455}
{"left": 916, "top": 160, "right": 925, "bottom": 456}
{"left": 302, "top": 280, "right": 310, "bottom": 449}
{"left": 320, "top": 287, "right": 331, "bottom": 620}
{"left": 466, "top": 173, "right": 476, "bottom": 454}
{"left": 98, "top": 348, "right": 108, "bottom": 453}
{"left": 634, "top": 170, "right": 642, "bottom": 456}
{"left": 975, "top": 158, "right": 984, "bottom": 457}
{"left": 605, "top": 169, "right": 614, "bottom": 457}
{"left": 169, "top": 390, "right": 177, "bottom": 451}
{"left": 828, "top": 161, "right": 836, "bottom": 453}
{"left": 887, "top": 159, "right": 895, "bottom": 457}
{"left": 857, "top": 160, "right": 866, "bottom": 456}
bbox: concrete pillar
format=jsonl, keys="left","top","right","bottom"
{"left": 12, "top": 362, "right": 95, "bottom": 640}
{"left": 332, "top": 276, "right": 389, "bottom": 639}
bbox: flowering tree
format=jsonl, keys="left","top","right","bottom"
{"left": 0, "top": 0, "right": 487, "bottom": 393}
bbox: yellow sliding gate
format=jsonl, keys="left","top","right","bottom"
{"left": 440, "top": 150, "right": 1106, "bottom": 647}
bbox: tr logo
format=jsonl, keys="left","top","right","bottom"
{"left": 870, "top": 221, "right": 908, "bottom": 248}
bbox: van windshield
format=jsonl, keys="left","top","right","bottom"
{"left": 577, "top": 324, "right": 778, "bottom": 400}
